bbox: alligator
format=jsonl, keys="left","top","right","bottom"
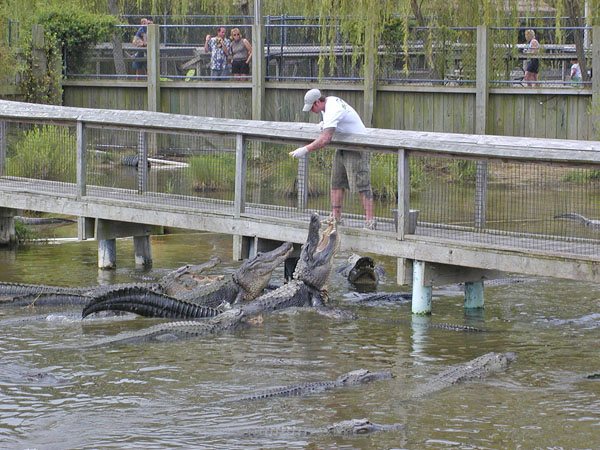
{"left": 221, "top": 369, "right": 393, "bottom": 402}
{"left": 554, "top": 213, "right": 600, "bottom": 229}
{"left": 81, "top": 241, "right": 293, "bottom": 318}
{"left": 80, "top": 213, "right": 340, "bottom": 346}
{"left": 14, "top": 216, "right": 76, "bottom": 226}
{"left": 336, "top": 253, "right": 385, "bottom": 288}
{"left": 238, "top": 418, "right": 404, "bottom": 437}
{"left": 0, "top": 258, "right": 222, "bottom": 307}
{"left": 408, "top": 351, "right": 516, "bottom": 399}
{"left": 121, "top": 154, "right": 151, "bottom": 168}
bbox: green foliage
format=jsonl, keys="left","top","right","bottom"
{"left": 449, "top": 159, "right": 477, "bottom": 183}
{"left": 561, "top": 169, "right": 600, "bottom": 183}
{"left": 32, "top": 6, "right": 117, "bottom": 73}
{"left": 7, "top": 125, "right": 76, "bottom": 181}
{"left": 188, "top": 153, "right": 235, "bottom": 191}
{"left": 19, "top": 33, "right": 62, "bottom": 104}
{"left": 370, "top": 153, "right": 426, "bottom": 200}
{"left": 14, "top": 220, "right": 38, "bottom": 242}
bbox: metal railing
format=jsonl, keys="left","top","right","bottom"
{"left": 57, "top": 21, "right": 595, "bottom": 87}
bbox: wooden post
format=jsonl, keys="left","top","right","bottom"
{"left": 76, "top": 121, "right": 87, "bottom": 199}
{"left": 363, "top": 23, "right": 376, "bottom": 127}
{"left": 252, "top": 0, "right": 265, "bottom": 121}
{"left": 76, "top": 120, "right": 87, "bottom": 241}
{"left": 593, "top": 26, "right": 600, "bottom": 137}
{"left": 234, "top": 134, "right": 247, "bottom": 218}
{"left": 475, "top": 25, "right": 489, "bottom": 135}
{"left": 137, "top": 131, "right": 148, "bottom": 194}
{"left": 297, "top": 153, "right": 309, "bottom": 210}
{"left": 98, "top": 239, "right": 117, "bottom": 270}
{"left": 0, "top": 120, "right": 5, "bottom": 177}
{"left": 147, "top": 24, "right": 160, "bottom": 113}
{"left": 146, "top": 24, "right": 160, "bottom": 157}
{"left": 396, "top": 148, "right": 412, "bottom": 285}
{"left": 475, "top": 25, "right": 489, "bottom": 230}
{"left": 465, "top": 280, "right": 484, "bottom": 309}
{"left": 233, "top": 133, "right": 248, "bottom": 261}
{"left": 133, "top": 235, "right": 152, "bottom": 266}
{"left": 31, "top": 25, "right": 47, "bottom": 81}
{"left": 396, "top": 148, "right": 410, "bottom": 240}
{"left": 0, "top": 208, "right": 16, "bottom": 246}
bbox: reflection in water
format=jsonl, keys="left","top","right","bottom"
{"left": 0, "top": 232, "right": 599, "bottom": 449}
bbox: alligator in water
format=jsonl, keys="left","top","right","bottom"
{"left": 221, "top": 369, "right": 393, "bottom": 402}
{"left": 408, "top": 352, "right": 516, "bottom": 399}
{"left": 336, "top": 254, "right": 385, "bottom": 290}
{"left": 80, "top": 213, "right": 340, "bottom": 346}
{"left": 14, "top": 216, "right": 76, "bottom": 226}
{"left": 237, "top": 418, "right": 404, "bottom": 437}
{"left": 81, "top": 241, "right": 293, "bottom": 318}
{"left": 0, "top": 258, "right": 222, "bottom": 308}
{"left": 554, "top": 213, "right": 600, "bottom": 229}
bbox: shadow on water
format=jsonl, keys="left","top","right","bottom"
{"left": 0, "top": 231, "right": 599, "bottom": 449}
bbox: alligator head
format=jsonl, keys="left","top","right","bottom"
{"left": 234, "top": 241, "right": 293, "bottom": 301}
{"left": 327, "top": 418, "right": 404, "bottom": 435}
{"left": 346, "top": 255, "right": 378, "bottom": 284}
{"left": 335, "top": 368, "right": 394, "bottom": 386}
{"left": 293, "top": 213, "right": 340, "bottom": 290}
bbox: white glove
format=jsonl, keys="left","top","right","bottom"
{"left": 289, "top": 146, "right": 309, "bottom": 159}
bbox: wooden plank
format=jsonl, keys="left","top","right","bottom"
{"left": 565, "top": 95, "right": 579, "bottom": 140}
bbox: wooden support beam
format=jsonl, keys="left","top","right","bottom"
{"left": 252, "top": 0, "right": 265, "bottom": 121}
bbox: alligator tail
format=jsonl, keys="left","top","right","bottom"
{"left": 82, "top": 286, "right": 223, "bottom": 319}
{"left": 7, "top": 292, "right": 93, "bottom": 307}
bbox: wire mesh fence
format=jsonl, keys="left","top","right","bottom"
{"left": 0, "top": 121, "right": 77, "bottom": 195}
{"left": 379, "top": 27, "right": 477, "bottom": 86}
{"left": 410, "top": 155, "right": 600, "bottom": 255}
{"left": 85, "top": 127, "right": 237, "bottom": 213}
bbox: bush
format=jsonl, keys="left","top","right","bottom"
{"left": 32, "top": 6, "right": 117, "bottom": 73}
{"left": 7, "top": 125, "right": 76, "bottom": 181}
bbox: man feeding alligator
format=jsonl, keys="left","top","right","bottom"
{"left": 289, "top": 89, "right": 376, "bottom": 230}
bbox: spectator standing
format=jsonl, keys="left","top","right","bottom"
{"left": 204, "top": 27, "right": 231, "bottom": 79}
{"left": 570, "top": 58, "right": 582, "bottom": 86}
{"left": 230, "top": 28, "right": 252, "bottom": 78}
{"left": 523, "top": 29, "right": 539, "bottom": 86}
{"left": 289, "top": 89, "right": 376, "bottom": 230}
{"left": 132, "top": 18, "right": 151, "bottom": 78}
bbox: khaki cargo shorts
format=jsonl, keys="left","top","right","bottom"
{"left": 330, "top": 149, "right": 372, "bottom": 193}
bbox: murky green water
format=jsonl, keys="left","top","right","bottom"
{"left": 0, "top": 229, "right": 599, "bottom": 449}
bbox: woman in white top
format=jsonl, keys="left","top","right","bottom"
{"left": 523, "top": 29, "right": 540, "bottom": 86}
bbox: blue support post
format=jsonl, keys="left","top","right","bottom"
{"left": 412, "top": 260, "right": 432, "bottom": 315}
{"left": 464, "top": 280, "right": 484, "bottom": 309}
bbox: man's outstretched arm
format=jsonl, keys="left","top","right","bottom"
{"left": 289, "top": 128, "right": 335, "bottom": 158}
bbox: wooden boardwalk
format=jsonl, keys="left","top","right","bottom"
{"left": 0, "top": 100, "right": 599, "bottom": 284}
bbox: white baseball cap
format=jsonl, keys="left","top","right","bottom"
{"left": 302, "top": 88, "right": 322, "bottom": 112}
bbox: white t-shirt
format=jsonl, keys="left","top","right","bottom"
{"left": 322, "top": 96, "right": 367, "bottom": 135}
{"left": 571, "top": 63, "right": 582, "bottom": 80}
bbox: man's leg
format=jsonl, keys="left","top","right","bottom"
{"left": 359, "top": 190, "right": 374, "bottom": 222}
{"left": 331, "top": 188, "right": 344, "bottom": 220}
